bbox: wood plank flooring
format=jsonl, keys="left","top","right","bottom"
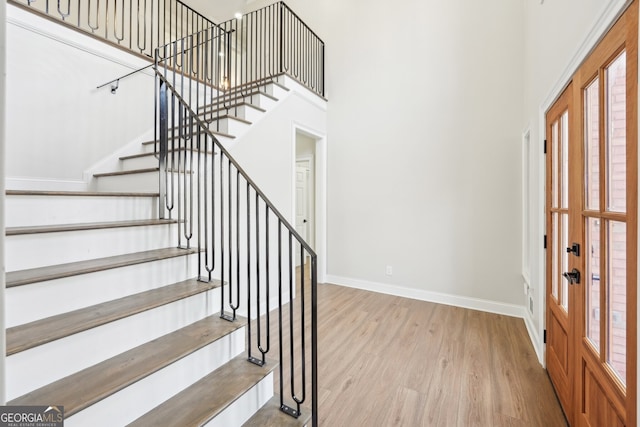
{"left": 251, "top": 282, "right": 567, "bottom": 427}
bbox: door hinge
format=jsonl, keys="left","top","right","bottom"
{"left": 544, "top": 139, "right": 547, "bottom": 154}
{"left": 544, "top": 329, "right": 547, "bottom": 344}
{"left": 544, "top": 234, "right": 547, "bottom": 249}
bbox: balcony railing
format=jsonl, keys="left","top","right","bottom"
{"left": 8, "top": 0, "right": 217, "bottom": 59}
{"left": 218, "top": 2, "right": 325, "bottom": 98}
{"left": 11, "top": 0, "right": 325, "bottom": 99}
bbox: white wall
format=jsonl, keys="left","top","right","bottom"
{"left": 523, "top": 0, "right": 631, "bottom": 359}
{"left": 6, "top": 5, "right": 155, "bottom": 190}
{"left": 228, "top": 89, "right": 326, "bottom": 220}
{"left": 232, "top": 0, "right": 526, "bottom": 315}
{"left": 0, "top": 0, "right": 7, "bottom": 406}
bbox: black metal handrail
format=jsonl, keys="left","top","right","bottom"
{"left": 9, "top": 0, "right": 217, "bottom": 60}
{"left": 154, "top": 21, "right": 318, "bottom": 425}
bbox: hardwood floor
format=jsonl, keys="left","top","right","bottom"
{"left": 251, "top": 281, "right": 568, "bottom": 426}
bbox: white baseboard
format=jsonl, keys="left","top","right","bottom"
{"left": 6, "top": 176, "right": 88, "bottom": 192}
{"left": 325, "top": 274, "right": 527, "bottom": 319}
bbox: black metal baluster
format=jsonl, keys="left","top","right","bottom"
{"left": 57, "top": 0, "right": 71, "bottom": 21}
{"left": 278, "top": 220, "right": 284, "bottom": 408}
{"left": 114, "top": 0, "right": 125, "bottom": 44}
{"left": 87, "top": 0, "right": 99, "bottom": 32}
{"left": 196, "top": 130, "right": 204, "bottom": 281}
{"left": 219, "top": 141, "right": 225, "bottom": 316}
{"left": 158, "top": 78, "right": 168, "bottom": 221}
{"left": 246, "top": 181, "right": 253, "bottom": 361}
{"left": 235, "top": 169, "right": 241, "bottom": 315}
{"left": 226, "top": 157, "right": 236, "bottom": 320}
{"left": 260, "top": 206, "right": 271, "bottom": 362}
{"left": 250, "top": 192, "right": 264, "bottom": 366}
{"left": 294, "top": 241, "right": 306, "bottom": 413}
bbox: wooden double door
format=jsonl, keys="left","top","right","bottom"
{"left": 545, "top": 2, "right": 638, "bottom": 426}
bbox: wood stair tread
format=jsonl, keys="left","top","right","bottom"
{"left": 6, "top": 247, "right": 199, "bottom": 288}
{"left": 6, "top": 219, "right": 177, "bottom": 236}
{"left": 6, "top": 278, "right": 221, "bottom": 355}
{"left": 93, "top": 167, "right": 193, "bottom": 177}
{"left": 243, "top": 396, "right": 311, "bottom": 427}
{"left": 8, "top": 314, "right": 247, "bottom": 417}
{"left": 6, "top": 190, "right": 158, "bottom": 197}
{"left": 128, "top": 355, "right": 276, "bottom": 426}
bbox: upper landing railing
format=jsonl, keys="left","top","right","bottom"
{"left": 218, "top": 2, "right": 325, "bottom": 98}
{"left": 10, "top": 0, "right": 326, "bottom": 98}
{"left": 8, "top": 0, "right": 217, "bottom": 59}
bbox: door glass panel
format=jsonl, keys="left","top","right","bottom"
{"left": 606, "top": 52, "right": 626, "bottom": 213}
{"left": 552, "top": 121, "right": 559, "bottom": 208}
{"left": 561, "top": 111, "right": 569, "bottom": 209}
{"left": 561, "top": 213, "right": 569, "bottom": 311}
{"left": 585, "top": 78, "right": 600, "bottom": 210}
{"left": 552, "top": 212, "right": 559, "bottom": 300}
{"left": 607, "top": 220, "right": 626, "bottom": 385}
{"left": 586, "top": 217, "right": 601, "bottom": 351}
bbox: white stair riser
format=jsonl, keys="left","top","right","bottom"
{"left": 242, "top": 93, "right": 277, "bottom": 110}
{"left": 6, "top": 254, "right": 200, "bottom": 327}
{"left": 235, "top": 104, "right": 264, "bottom": 122}
{"left": 94, "top": 169, "right": 208, "bottom": 193}
{"left": 208, "top": 117, "right": 250, "bottom": 135}
{"left": 94, "top": 171, "right": 160, "bottom": 193}
{"left": 6, "top": 195, "right": 158, "bottom": 227}
{"left": 205, "top": 373, "right": 274, "bottom": 427}
{"left": 205, "top": 93, "right": 276, "bottom": 113}
{"left": 6, "top": 288, "right": 223, "bottom": 400}
{"left": 120, "top": 155, "right": 158, "bottom": 170}
{"left": 6, "top": 224, "right": 179, "bottom": 271}
{"left": 263, "top": 82, "right": 288, "bottom": 99}
{"left": 140, "top": 137, "right": 234, "bottom": 155}
{"left": 65, "top": 328, "right": 245, "bottom": 427}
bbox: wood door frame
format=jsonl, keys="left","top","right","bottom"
{"left": 292, "top": 124, "right": 327, "bottom": 284}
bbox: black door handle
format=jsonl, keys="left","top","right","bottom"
{"left": 563, "top": 268, "right": 581, "bottom": 285}
{"left": 566, "top": 243, "right": 580, "bottom": 256}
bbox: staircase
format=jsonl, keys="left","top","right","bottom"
{"left": 4, "top": 69, "right": 314, "bottom": 425}
{"left": 5, "top": 1, "right": 322, "bottom": 425}
{"left": 4, "top": 196, "right": 301, "bottom": 426}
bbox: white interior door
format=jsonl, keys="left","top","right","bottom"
{"left": 295, "top": 165, "right": 309, "bottom": 265}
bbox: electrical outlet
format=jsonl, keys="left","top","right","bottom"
{"left": 385, "top": 266, "right": 393, "bottom": 276}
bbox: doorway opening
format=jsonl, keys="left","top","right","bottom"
{"left": 293, "top": 126, "right": 326, "bottom": 283}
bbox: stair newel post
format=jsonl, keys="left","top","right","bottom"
{"left": 158, "top": 78, "right": 168, "bottom": 220}
{"left": 311, "top": 253, "right": 318, "bottom": 427}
